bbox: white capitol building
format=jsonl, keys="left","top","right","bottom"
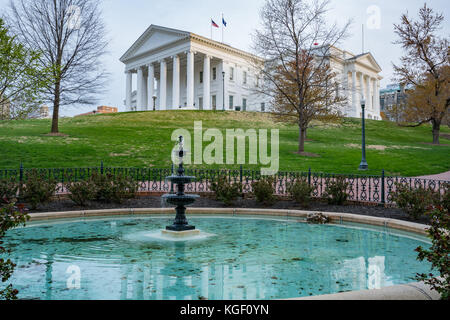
{"left": 120, "top": 25, "right": 382, "bottom": 120}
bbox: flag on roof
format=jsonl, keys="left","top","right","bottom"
{"left": 211, "top": 19, "right": 219, "bottom": 28}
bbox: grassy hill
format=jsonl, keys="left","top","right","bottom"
{"left": 0, "top": 111, "right": 449, "bottom": 176}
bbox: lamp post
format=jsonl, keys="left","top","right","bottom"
{"left": 222, "top": 71, "right": 225, "bottom": 111}
{"left": 359, "top": 99, "right": 369, "bottom": 171}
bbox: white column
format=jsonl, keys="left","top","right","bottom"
{"left": 366, "top": 76, "right": 372, "bottom": 111}
{"left": 142, "top": 71, "right": 148, "bottom": 111}
{"left": 186, "top": 51, "right": 195, "bottom": 108}
{"left": 372, "top": 78, "right": 377, "bottom": 113}
{"left": 148, "top": 64, "right": 155, "bottom": 110}
{"left": 376, "top": 79, "right": 380, "bottom": 114}
{"left": 203, "top": 55, "right": 211, "bottom": 110}
{"left": 125, "top": 71, "right": 132, "bottom": 109}
{"left": 359, "top": 72, "right": 364, "bottom": 101}
{"left": 172, "top": 55, "right": 180, "bottom": 109}
{"left": 159, "top": 59, "right": 167, "bottom": 110}
{"left": 351, "top": 70, "right": 357, "bottom": 111}
{"left": 137, "top": 67, "right": 144, "bottom": 110}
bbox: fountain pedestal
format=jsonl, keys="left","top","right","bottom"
{"left": 163, "top": 136, "right": 199, "bottom": 233}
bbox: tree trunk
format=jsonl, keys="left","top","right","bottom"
{"left": 298, "top": 125, "right": 306, "bottom": 153}
{"left": 432, "top": 118, "right": 441, "bottom": 145}
{"left": 51, "top": 82, "right": 60, "bottom": 134}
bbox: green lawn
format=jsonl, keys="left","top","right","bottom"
{"left": 0, "top": 111, "right": 449, "bottom": 176}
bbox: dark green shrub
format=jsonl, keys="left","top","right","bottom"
{"left": 90, "top": 172, "right": 138, "bottom": 204}
{"left": 22, "top": 170, "right": 57, "bottom": 210}
{"left": 0, "top": 202, "right": 29, "bottom": 300}
{"left": 416, "top": 205, "right": 450, "bottom": 300}
{"left": 287, "top": 178, "right": 314, "bottom": 207}
{"left": 66, "top": 180, "right": 95, "bottom": 206}
{"left": 391, "top": 183, "right": 440, "bottom": 220}
{"left": 252, "top": 177, "right": 276, "bottom": 206}
{"left": 323, "top": 176, "right": 349, "bottom": 205}
{"left": 0, "top": 179, "right": 19, "bottom": 204}
{"left": 210, "top": 175, "right": 242, "bottom": 206}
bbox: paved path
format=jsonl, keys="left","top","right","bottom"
{"left": 414, "top": 171, "right": 450, "bottom": 181}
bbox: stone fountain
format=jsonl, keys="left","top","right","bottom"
{"left": 162, "top": 136, "right": 200, "bottom": 237}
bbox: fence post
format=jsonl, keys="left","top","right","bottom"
{"left": 101, "top": 161, "right": 104, "bottom": 175}
{"left": 308, "top": 168, "right": 311, "bottom": 186}
{"left": 381, "top": 169, "right": 385, "bottom": 206}
{"left": 240, "top": 165, "right": 243, "bottom": 193}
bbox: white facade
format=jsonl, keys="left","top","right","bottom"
{"left": 324, "top": 46, "right": 383, "bottom": 120}
{"left": 120, "top": 25, "right": 266, "bottom": 112}
{"left": 120, "top": 26, "right": 382, "bottom": 120}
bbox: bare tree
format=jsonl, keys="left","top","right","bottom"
{"left": 251, "top": 0, "right": 351, "bottom": 154}
{"left": 393, "top": 3, "right": 449, "bottom": 144}
{"left": 6, "top": 0, "right": 109, "bottom": 134}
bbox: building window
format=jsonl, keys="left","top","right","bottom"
{"left": 199, "top": 97, "right": 203, "bottom": 110}
{"left": 243, "top": 71, "right": 247, "bottom": 85}
{"left": 261, "top": 102, "right": 265, "bottom": 112}
{"left": 229, "top": 67, "right": 234, "bottom": 81}
{"left": 212, "top": 95, "right": 217, "bottom": 110}
{"left": 200, "top": 71, "right": 203, "bottom": 84}
{"left": 242, "top": 98, "right": 247, "bottom": 111}
{"left": 229, "top": 95, "right": 234, "bottom": 110}
{"left": 213, "top": 68, "right": 217, "bottom": 80}
{"left": 256, "top": 76, "right": 260, "bottom": 88}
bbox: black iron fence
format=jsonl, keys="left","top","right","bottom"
{"left": 0, "top": 163, "right": 448, "bottom": 205}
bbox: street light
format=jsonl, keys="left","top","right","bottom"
{"left": 222, "top": 71, "right": 225, "bottom": 111}
{"left": 358, "top": 99, "right": 369, "bottom": 171}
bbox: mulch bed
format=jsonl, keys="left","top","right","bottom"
{"left": 27, "top": 194, "right": 431, "bottom": 225}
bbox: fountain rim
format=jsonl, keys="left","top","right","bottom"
{"left": 25, "top": 208, "right": 429, "bottom": 236}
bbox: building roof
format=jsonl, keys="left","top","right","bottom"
{"left": 120, "top": 24, "right": 262, "bottom": 63}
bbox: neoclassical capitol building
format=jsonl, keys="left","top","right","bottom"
{"left": 120, "top": 25, "right": 383, "bottom": 119}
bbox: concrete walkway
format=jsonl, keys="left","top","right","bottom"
{"left": 414, "top": 171, "right": 450, "bottom": 181}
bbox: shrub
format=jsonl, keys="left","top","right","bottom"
{"left": 22, "top": 170, "right": 57, "bottom": 210}
{"left": 287, "top": 178, "right": 314, "bottom": 207}
{"left": 66, "top": 180, "right": 95, "bottom": 206}
{"left": 0, "top": 179, "right": 19, "bottom": 204}
{"left": 323, "top": 176, "right": 349, "bottom": 205}
{"left": 415, "top": 205, "right": 450, "bottom": 300}
{"left": 90, "top": 172, "right": 138, "bottom": 204}
{"left": 0, "top": 202, "right": 29, "bottom": 300}
{"left": 391, "top": 183, "right": 440, "bottom": 220}
{"left": 252, "top": 177, "right": 276, "bottom": 206}
{"left": 306, "top": 213, "right": 330, "bottom": 224}
{"left": 210, "top": 175, "right": 242, "bottom": 206}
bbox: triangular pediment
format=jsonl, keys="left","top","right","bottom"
{"left": 120, "top": 25, "right": 190, "bottom": 62}
{"left": 350, "top": 53, "right": 382, "bottom": 73}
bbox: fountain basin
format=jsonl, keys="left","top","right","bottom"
{"left": 162, "top": 194, "right": 199, "bottom": 207}
{"left": 3, "top": 214, "right": 432, "bottom": 300}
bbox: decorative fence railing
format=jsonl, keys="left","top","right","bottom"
{"left": 0, "top": 164, "right": 448, "bottom": 206}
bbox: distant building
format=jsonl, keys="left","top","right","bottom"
{"left": 28, "top": 105, "right": 51, "bottom": 119}
{"left": 75, "top": 106, "right": 118, "bottom": 117}
{"left": 380, "top": 84, "right": 409, "bottom": 121}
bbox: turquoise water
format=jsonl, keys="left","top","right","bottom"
{"left": 2, "top": 215, "right": 431, "bottom": 300}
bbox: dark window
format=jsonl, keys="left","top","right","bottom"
{"left": 242, "top": 98, "right": 247, "bottom": 111}
{"left": 200, "top": 71, "right": 203, "bottom": 84}
{"left": 213, "top": 68, "right": 217, "bottom": 80}
{"left": 261, "top": 102, "right": 265, "bottom": 112}
{"left": 229, "top": 96, "right": 234, "bottom": 109}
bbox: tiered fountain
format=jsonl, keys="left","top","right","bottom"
{"left": 162, "top": 136, "right": 200, "bottom": 238}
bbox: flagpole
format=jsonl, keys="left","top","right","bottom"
{"left": 222, "top": 13, "right": 224, "bottom": 43}
{"left": 211, "top": 19, "right": 213, "bottom": 40}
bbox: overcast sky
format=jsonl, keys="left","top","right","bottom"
{"left": 1, "top": 0, "right": 449, "bottom": 116}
